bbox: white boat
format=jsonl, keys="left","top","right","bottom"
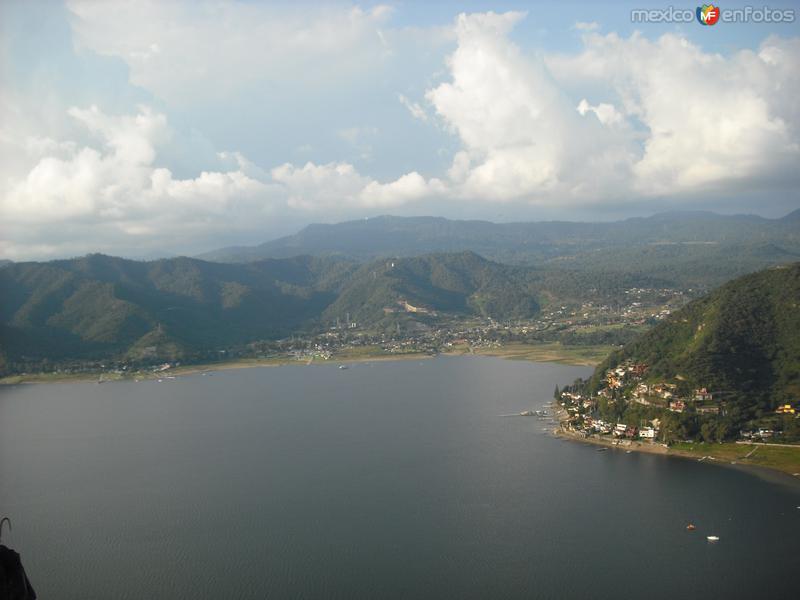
{"left": 707, "top": 535, "right": 720, "bottom": 542}
{"left": 338, "top": 365, "right": 348, "bottom": 370}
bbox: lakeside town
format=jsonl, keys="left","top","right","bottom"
{"left": 556, "top": 359, "right": 800, "bottom": 446}
{"left": 4, "top": 286, "right": 693, "bottom": 378}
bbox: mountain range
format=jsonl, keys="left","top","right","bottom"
{"left": 2, "top": 210, "right": 799, "bottom": 373}
{"left": 2, "top": 251, "right": 639, "bottom": 367}
{"left": 199, "top": 210, "right": 800, "bottom": 288}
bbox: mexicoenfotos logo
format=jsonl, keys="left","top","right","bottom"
{"left": 697, "top": 4, "right": 721, "bottom": 25}
{"left": 631, "top": 5, "right": 796, "bottom": 24}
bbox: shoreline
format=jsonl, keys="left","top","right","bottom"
{"left": 0, "top": 343, "right": 602, "bottom": 386}
{"left": 0, "top": 353, "right": 435, "bottom": 386}
{"left": 553, "top": 414, "right": 800, "bottom": 485}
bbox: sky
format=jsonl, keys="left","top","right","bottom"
{"left": 1, "top": 0, "right": 799, "bottom": 261}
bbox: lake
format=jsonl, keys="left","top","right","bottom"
{"left": 1, "top": 356, "right": 798, "bottom": 599}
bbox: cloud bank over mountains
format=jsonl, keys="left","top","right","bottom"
{"left": 1, "top": 3, "right": 798, "bottom": 259}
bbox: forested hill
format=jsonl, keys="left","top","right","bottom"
{"left": 324, "top": 251, "right": 549, "bottom": 326}
{"left": 0, "top": 254, "right": 356, "bottom": 364}
{"left": 199, "top": 211, "right": 800, "bottom": 288}
{"left": 0, "top": 251, "right": 649, "bottom": 367}
{"left": 591, "top": 263, "right": 800, "bottom": 408}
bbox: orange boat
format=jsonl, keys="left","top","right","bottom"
{"left": 686, "top": 524, "right": 696, "bottom": 531}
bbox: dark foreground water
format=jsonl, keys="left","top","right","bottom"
{"left": 1, "top": 356, "right": 798, "bottom": 599}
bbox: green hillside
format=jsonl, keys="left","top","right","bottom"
{"left": 595, "top": 263, "right": 800, "bottom": 400}
{"left": 0, "top": 248, "right": 687, "bottom": 372}
{"left": 0, "top": 252, "right": 542, "bottom": 367}
{"left": 322, "top": 252, "right": 539, "bottom": 324}
{"left": 583, "top": 263, "right": 800, "bottom": 440}
{"left": 0, "top": 254, "right": 354, "bottom": 364}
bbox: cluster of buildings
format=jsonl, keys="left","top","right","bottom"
{"left": 589, "top": 418, "right": 658, "bottom": 439}
{"left": 557, "top": 380, "right": 662, "bottom": 442}
{"left": 564, "top": 359, "right": 798, "bottom": 443}
{"left": 600, "top": 361, "right": 724, "bottom": 415}
{"left": 605, "top": 362, "right": 649, "bottom": 389}
{"left": 288, "top": 346, "right": 333, "bottom": 361}
{"left": 740, "top": 428, "right": 777, "bottom": 440}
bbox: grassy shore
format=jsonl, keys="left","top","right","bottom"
{"left": 669, "top": 441, "right": 800, "bottom": 476}
{"left": 0, "top": 341, "right": 610, "bottom": 385}
{"left": 472, "top": 342, "right": 614, "bottom": 366}
{"left": 556, "top": 429, "right": 800, "bottom": 477}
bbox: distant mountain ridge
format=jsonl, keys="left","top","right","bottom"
{"left": 198, "top": 211, "right": 800, "bottom": 288}
{"left": 200, "top": 210, "right": 799, "bottom": 261}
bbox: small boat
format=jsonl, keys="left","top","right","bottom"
{"left": 686, "top": 524, "right": 696, "bottom": 531}
{"left": 338, "top": 365, "right": 348, "bottom": 370}
{"left": 597, "top": 448, "right": 608, "bottom": 452}
{"left": 707, "top": 535, "right": 719, "bottom": 542}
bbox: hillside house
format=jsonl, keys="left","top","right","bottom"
{"left": 652, "top": 383, "right": 677, "bottom": 399}
{"left": 669, "top": 400, "right": 686, "bottom": 413}
{"left": 606, "top": 372, "right": 624, "bottom": 388}
{"left": 694, "top": 387, "right": 713, "bottom": 402}
{"left": 629, "top": 363, "right": 648, "bottom": 376}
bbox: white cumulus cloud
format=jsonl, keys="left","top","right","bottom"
{"left": 548, "top": 31, "right": 800, "bottom": 194}
{"left": 420, "top": 12, "right": 800, "bottom": 202}
{"left": 425, "top": 12, "right": 636, "bottom": 202}
{"left": 0, "top": 105, "right": 275, "bottom": 258}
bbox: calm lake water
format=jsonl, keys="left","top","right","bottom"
{"left": 1, "top": 356, "right": 798, "bottom": 599}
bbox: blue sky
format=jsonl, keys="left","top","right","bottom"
{"left": 1, "top": 0, "right": 798, "bottom": 259}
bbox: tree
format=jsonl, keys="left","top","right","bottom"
{"left": 715, "top": 421, "right": 731, "bottom": 443}
{"left": 700, "top": 421, "right": 715, "bottom": 443}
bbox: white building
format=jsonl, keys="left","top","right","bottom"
{"left": 639, "top": 427, "right": 657, "bottom": 439}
